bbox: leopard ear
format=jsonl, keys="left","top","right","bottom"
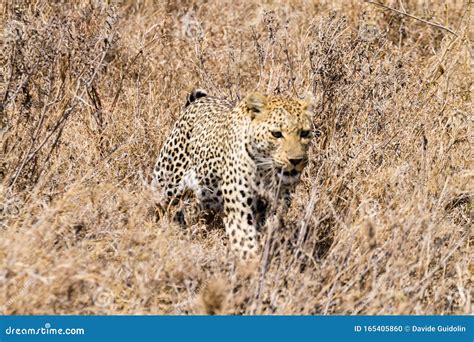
{"left": 300, "top": 92, "right": 314, "bottom": 114}
{"left": 245, "top": 92, "right": 267, "bottom": 119}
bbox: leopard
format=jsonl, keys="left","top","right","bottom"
{"left": 152, "top": 89, "right": 314, "bottom": 260}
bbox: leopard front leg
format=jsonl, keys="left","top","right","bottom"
{"left": 266, "top": 187, "right": 293, "bottom": 229}
{"left": 222, "top": 181, "right": 259, "bottom": 260}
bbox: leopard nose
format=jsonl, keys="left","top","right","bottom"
{"left": 289, "top": 158, "right": 303, "bottom": 166}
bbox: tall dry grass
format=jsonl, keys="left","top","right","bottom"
{"left": 0, "top": 0, "right": 472, "bottom": 315}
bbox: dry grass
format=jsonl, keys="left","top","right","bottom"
{"left": 1, "top": 0, "right": 472, "bottom": 315}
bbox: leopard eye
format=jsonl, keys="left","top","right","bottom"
{"left": 271, "top": 131, "right": 283, "bottom": 139}
{"left": 300, "top": 130, "right": 311, "bottom": 138}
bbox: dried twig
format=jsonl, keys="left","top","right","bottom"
{"left": 108, "top": 49, "right": 143, "bottom": 114}
{"left": 365, "top": 1, "right": 459, "bottom": 37}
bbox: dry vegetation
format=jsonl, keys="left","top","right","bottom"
{"left": 1, "top": 0, "right": 472, "bottom": 315}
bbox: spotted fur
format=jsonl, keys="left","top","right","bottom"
{"left": 152, "top": 90, "right": 313, "bottom": 259}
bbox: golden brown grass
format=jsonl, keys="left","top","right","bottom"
{"left": 1, "top": 0, "right": 472, "bottom": 315}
